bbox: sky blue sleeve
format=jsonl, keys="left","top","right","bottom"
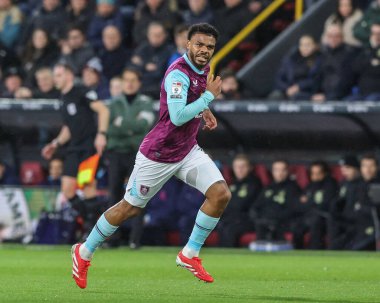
{"left": 165, "top": 69, "right": 214, "bottom": 126}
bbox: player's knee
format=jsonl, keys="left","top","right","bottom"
{"left": 208, "top": 182, "right": 231, "bottom": 208}
{"left": 109, "top": 199, "right": 142, "bottom": 222}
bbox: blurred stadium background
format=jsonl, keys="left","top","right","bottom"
{"left": 1, "top": 0, "right": 380, "bottom": 270}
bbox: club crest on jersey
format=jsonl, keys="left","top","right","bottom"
{"left": 171, "top": 82, "right": 182, "bottom": 95}
{"left": 67, "top": 103, "right": 77, "bottom": 115}
{"left": 140, "top": 185, "right": 150, "bottom": 196}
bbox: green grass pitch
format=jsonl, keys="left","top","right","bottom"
{"left": 0, "top": 245, "right": 379, "bottom": 303}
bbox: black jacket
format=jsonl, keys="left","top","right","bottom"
{"left": 253, "top": 179, "right": 302, "bottom": 221}
{"left": 221, "top": 175, "right": 262, "bottom": 223}
{"left": 303, "top": 176, "right": 338, "bottom": 214}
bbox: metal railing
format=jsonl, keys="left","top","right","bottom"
{"left": 210, "top": 0, "right": 304, "bottom": 74}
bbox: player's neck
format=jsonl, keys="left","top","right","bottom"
{"left": 61, "top": 81, "right": 74, "bottom": 94}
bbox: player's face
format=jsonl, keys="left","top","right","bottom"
{"left": 53, "top": 66, "right": 67, "bottom": 91}
{"left": 272, "top": 162, "right": 289, "bottom": 183}
{"left": 340, "top": 165, "right": 358, "bottom": 181}
{"left": 310, "top": 165, "right": 325, "bottom": 182}
{"left": 187, "top": 33, "right": 216, "bottom": 69}
{"left": 232, "top": 159, "right": 250, "bottom": 181}
{"left": 361, "top": 159, "right": 378, "bottom": 181}
{"left": 122, "top": 71, "right": 141, "bottom": 95}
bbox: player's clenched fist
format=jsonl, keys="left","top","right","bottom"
{"left": 206, "top": 74, "right": 222, "bottom": 98}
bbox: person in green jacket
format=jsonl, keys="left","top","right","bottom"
{"left": 353, "top": 0, "right": 380, "bottom": 46}
{"left": 106, "top": 67, "right": 155, "bottom": 247}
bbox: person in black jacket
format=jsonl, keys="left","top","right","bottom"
{"left": 292, "top": 161, "right": 338, "bottom": 249}
{"left": 328, "top": 155, "right": 361, "bottom": 249}
{"left": 218, "top": 154, "right": 262, "bottom": 247}
{"left": 349, "top": 154, "right": 380, "bottom": 250}
{"left": 252, "top": 160, "right": 302, "bottom": 241}
{"left": 347, "top": 23, "right": 380, "bottom": 101}
{"left": 312, "top": 24, "right": 358, "bottom": 102}
{"left": 269, "top": 35, "right": 322, "bottom": 101}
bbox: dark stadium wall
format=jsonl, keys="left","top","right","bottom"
{"left": 237, "top": 0, "right": 336, "bottom": 98}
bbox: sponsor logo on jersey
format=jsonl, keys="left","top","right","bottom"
{"left": 192, "top": 80, "right": 198, "bottom": 86}
{"left": 171, "top": 82, "right": 182, "bottom": 95}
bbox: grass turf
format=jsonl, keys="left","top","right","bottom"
{"left": 0, "top": 245, "right": 379, "bottom": 303}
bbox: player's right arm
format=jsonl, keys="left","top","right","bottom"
{"left": 41, "top": 125, "right": 71, "bottom": 160}
{"left": 166, "top": 70, "right": 221, "bottom": 126}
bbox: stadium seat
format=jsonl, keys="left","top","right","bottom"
{"left": 20, "top": 161, "right": 45, "bottom": 185}
{"left": 239, "top": 232, "right": 257, "bottom": 247}
{"left": 222, "top": 165, "right": 234, "bottom": 185}
{"left": 330, "top": 165, "right": 344, "bottom": 183}
{"left": 205, "top": 231, "right": 219, "bottom": 247}
{"left": 254, "top": 164, "right": 271, "bottom": 186}
{"left": 289, "top": 164, "right": 309, "bottom": 189}
{"left": 166, "top": 231, "right": 180, "bottom": 246}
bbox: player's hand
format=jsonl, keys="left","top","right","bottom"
{"left": 94, "top": 133, "right": 107, "bottom": 156}
{"left": 202, "top": 109, "right": 217, "bottom": 131}
{"left": 206, "top": 73, "right": 222, "bottom": 98}
{"left": 41, "top": 143, "right": 56, "bottom": 160}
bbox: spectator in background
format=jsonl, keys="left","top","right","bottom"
{"left": 66, "top": 0, "right": 93, "bottom": 31}
{"left": 87, "top": 0, "right": 124, "bottom": 52}
{"left": 348, "top": 23, "right": 380, "bottom": 101}
{"left": 131, "top": 21, "right": 173, "bottom": 98}
{"left": 109, "top": 76, "right": 122, "bottom": 98}
{"left": 182, "top": 0, "right": 214, "bottom": 26}
{"left": 269, "top": 35, "right": 322, "bottom": 101}
{"left": 41, "top": 157, "right": 63, "bottom": 186}
{"left": 106, "top": 67, "right": 154, "bottom": 247}
{"left": 292, "top": 161, "right": 338, "bottom": 249}
{"left": 60, "top": 25, "right": 95, "bottom": 76}
{"left": 106, "top": 67, "right": 154, "bottom": 207}
{"left": 353, "top": 0, "right": 380, "bottom": 46}
{"left": 33, "top": 67, "right": 60, "bottom": 98}
{"left": 82, "top": 57, "right": 109, "bottom": 99}
{"left": 20, "top": 28, "right": 60, "bottom": 85}
{"left": 216, "top": 69, "right": 242, "bottom": 100}
{"left": 0, "top": 160, "right": 19, "bottom": 185}
{"left": 218, "top": 154, "right": 262, "bottom": 247}
{"left": 133, "top": 0, "right": 182, "bottom": 45}
{"left": 328, "top": 155, "right": 361, "bottom": 250}
{"left": 349, "top": 154, "right": 380, "bottom": 250}
{"left": 99, "top": 25, "right": 131, "bottom": 82}
{"left": 15, "top": 67, "right": 60, "bottom": 99}
{"left": 324, "top": 0, "right": 363, "bottom": 47}
{"left": 1, "top": 66, "right": 23, "bottom": 98}
{"left": 21, "top": 0, "right": 67, "bottom": 44}
{"left": 0, "top": 0, "right": 23, "bottom": 49}
{"left": 167, "top": 24, "right": 188, "bottom": 66}
{"left": 312, "top": 24, "right": 356, "bottom": 102}
{"left": 252, "top": 160, "right": 301, "bottom": 242}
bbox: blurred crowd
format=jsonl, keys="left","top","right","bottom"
{"left": 0, "top": 0, "right": 297, "bottom": 100}
{"left": 270, "top": 0, "right": 380, "bottom": 102}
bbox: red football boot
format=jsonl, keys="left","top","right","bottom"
{"left": 176, "top": 251, "right": 214, "bottom": 283}
{"left": 71, "top": 243, "right": 91, "bottom": 289}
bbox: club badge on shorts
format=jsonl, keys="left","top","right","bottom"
{"left": 140, "top": 185, "right": 150, "bottom": 196}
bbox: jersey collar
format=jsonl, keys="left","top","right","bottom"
{"left": 184, "top": 53, "right": 204, "bottom": 75}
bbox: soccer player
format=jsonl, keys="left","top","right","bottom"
{"left": 71, "top": 23, "right": 231, "bottom": 288}
{"left": 41, "top": 63, "right": 109, "bottom": 221}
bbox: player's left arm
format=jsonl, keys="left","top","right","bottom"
{"left": 166, "top": 70, "right": 215, "bottom": 126}
{"left": 90, "top": 100, "right": 110, "bottom": 155}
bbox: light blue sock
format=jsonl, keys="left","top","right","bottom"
{"left": 183, "top": 210, "right": 220, "bottom": 258}
{"left": 83, "top": 214, "right": 118, "bottom": 253}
